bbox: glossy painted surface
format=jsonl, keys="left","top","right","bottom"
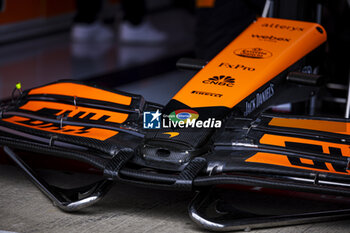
{"left": 173, "top": 17, "right": 326, "bottom": 108}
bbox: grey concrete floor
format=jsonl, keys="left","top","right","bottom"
{"left": 0, "top": 165, "right": 196, "bottom": 233}
{"left": 1, "top": 164, "right": 350, "bottom": 233}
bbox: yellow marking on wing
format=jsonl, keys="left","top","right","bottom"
{"left": 163, "top": 132, "right": 180, "bottom": 138}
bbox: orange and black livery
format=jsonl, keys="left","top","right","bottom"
{"left": 0, "top": 16, "right": 349, "bottom": 231}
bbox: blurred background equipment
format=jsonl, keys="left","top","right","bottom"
{"left": 0, "top": 0, "right": 76, "bottom": 44}
{"left": 0, "top": 0, "right": 196, "bottom": 102}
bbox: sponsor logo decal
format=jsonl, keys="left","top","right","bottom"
{"left": 162, "top": 132, "right": 180, "bottom": 138}
{"left": 247, "top": 133, "right": 350, "bottom": 175}
{"left": 143, "top": 110, "right": 161, "bottom": 129}
{"left": 218, "top": 63, "right": 255, "bottom": 71}
{"left": 251, "top": 34, "right": 291, "bottom": 42}
{"left": 261, "top": 23, "right": 304, "bottom": 32}
{"left": 244, "top": 83, "right": 274, "bottom": 116}
{"left": 191, "top": 90, "right": 223, "bottom": 98}
{"left": 234, "top": 48, "right": 272, "bottom": 59}
{"left": 202, "top": 75, "right": 235, "bottom": 87}
{"left": 3, "top": 101, "right": 128, "bottom": 140}
{"left": 246, "top": 151, "right": 350, "bottom": 175}
{"left": 4, "top": 116, "right": 119, "bottom": 141}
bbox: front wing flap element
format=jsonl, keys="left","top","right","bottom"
{"left": 1, "top": 80, "right": 350, "bottom": 232}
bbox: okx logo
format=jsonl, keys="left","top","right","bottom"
{"left": 202, "top": 75, "right": 235, "bottom": 87}
{"left": 143, "top": 110, "right": 161, "bottom": 129}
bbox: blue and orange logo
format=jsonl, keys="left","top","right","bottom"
{"left": 168, "top": 109, "right": 199, "bottom": 123}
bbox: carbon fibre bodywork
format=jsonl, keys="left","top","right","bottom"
{"left": 1, "top": 17, "right": 349, "bottom": 231}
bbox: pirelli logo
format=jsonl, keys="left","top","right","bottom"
{"left": 191, "top": 90, "right": 223, "bottom": 98}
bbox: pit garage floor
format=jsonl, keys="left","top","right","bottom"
{"left": 1, "top": 164, "right": 350, "bottom": 233}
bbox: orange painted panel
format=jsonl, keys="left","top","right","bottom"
{"left": 20, "top": 101, "right": 129, "bottom": 124}
{"left": 172, "top": 17, "right": 326, "bottom": 108}
{"left": 4, "top": 116, "right": 118, "bottom": 140}
{"left": 259, "top": 134, "right": 350, "bottom": 157}
{"left": 2, "top": 98, "right": 129, "bottom": 141}
{"left": 29, "top": 82, "right": 132, "bottom": 106}
{"left": 246, "top": 152, "right": 350, "bottom": 175}
{"left": 269, "top": 118, "right": 350, "bottom": 135}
